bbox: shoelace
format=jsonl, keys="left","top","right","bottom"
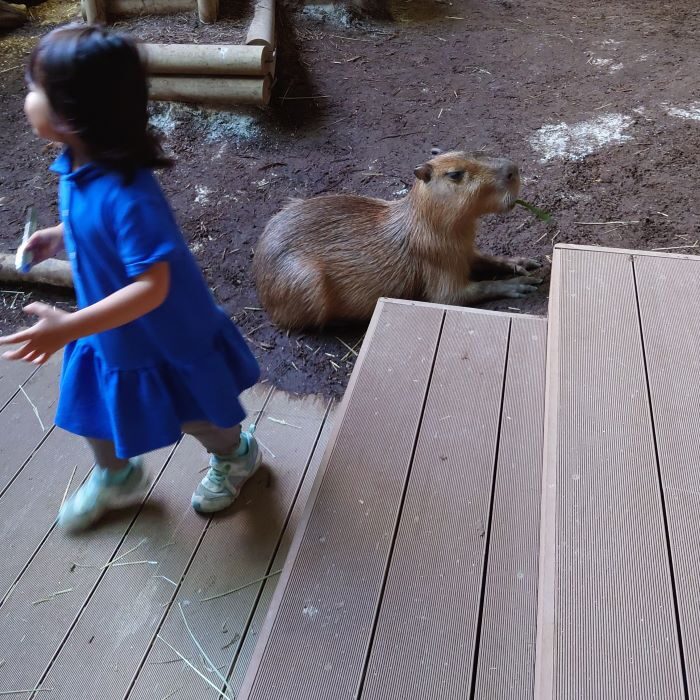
{"left": 207, "top": 462, "right": 230, "bottom": 487}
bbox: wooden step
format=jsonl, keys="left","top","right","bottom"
{"left": 237, "top": 298, "right": 547, "bottom": 700}
{"left": 536, "top": 244, "right": 700, "bottom": 699}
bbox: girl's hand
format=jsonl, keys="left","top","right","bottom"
{"left": 0, "top": 262, "right": 170, "bottom": 365}
{"left": 0, "top": 302, "right": 73, "bottom": 364}
{"left": 25, "top": 224, "right": 65, "bottom": 265}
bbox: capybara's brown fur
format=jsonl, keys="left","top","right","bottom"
{"left": 254, "top": 150, "right": 542, "bottom": 329}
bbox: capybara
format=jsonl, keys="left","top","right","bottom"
{"left": 254, "top": 150, "right": 541, "bottom": 329}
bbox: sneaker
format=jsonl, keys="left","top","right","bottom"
{"left": 191, "top": 432, "right": 262, "bottom": 514}
{"left": 57, "top": 458, "right": 150, "bottom": 532}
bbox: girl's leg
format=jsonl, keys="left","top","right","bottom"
{"left": 182, "top": 421, "right": 242, "bottom": 457}
{"left": 57, "top": 437, "right": 149, "bottom": 532}
{"left": 87, "top": 437, "right": 130, "bottom": 472}
{"left": 186, "top": 421, "right": 261, "bottom": 514}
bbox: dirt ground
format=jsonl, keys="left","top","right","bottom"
{"left": 1, "top": 0, "right": 698, "bottom": 396}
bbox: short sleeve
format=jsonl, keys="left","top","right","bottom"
{"left": 113, "top": 195, "right": 182, "bottom": 278}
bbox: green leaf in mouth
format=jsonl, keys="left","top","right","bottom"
{"left": 515, "top": 198, "right": 553, "bottom": 222}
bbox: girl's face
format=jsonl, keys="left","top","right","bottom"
{"left": 24, "top": 83, "right": 64, "bottom": 142}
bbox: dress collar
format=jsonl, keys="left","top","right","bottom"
{"left": 49, "top": 148, "right": 102, "bottom": 183}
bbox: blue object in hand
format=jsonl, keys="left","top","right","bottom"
{"left": 15, "top": 207, "right": 37, "bottom": 274}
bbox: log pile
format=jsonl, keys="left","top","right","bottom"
{"left": 145, "top": 41, "right": 274, "bottom": 106}
{"left": 79, "top": 0, "right": 276, "bottom": 105}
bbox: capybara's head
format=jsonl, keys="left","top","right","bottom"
{"left": 413, "top": 150, "right": 520, "bottom": 217}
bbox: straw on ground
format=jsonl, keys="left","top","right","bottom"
{"left": 18, "top": 385, "right": 45, "bottom": 431}
{"left": 156, "top": 635, "right": 233, "bottom": 700}
{"left": 201, "top": 569, "right": 282, "bottom": 603}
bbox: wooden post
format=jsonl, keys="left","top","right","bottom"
{"left": 197, "top": 0, "right": 217, "bottom": 24}
{"left": 246, "top": 0, "right": 274, "bottom": 48}
{"left": 143, "top": 44, "right": 273, "bottom": 76}
{"left": 82, "top": 0, "right": 106, "bottom": 23}
{"left": 149, "top": 75, "right": 272, "bottom": 105}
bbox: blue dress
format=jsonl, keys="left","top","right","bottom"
{"left": 51, "top": 151, "right": 260, "bottom": 458}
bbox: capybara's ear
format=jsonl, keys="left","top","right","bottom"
{"left": 414, "top": 163, "right": 433, "bottom": 182}
{"left": 430, "top": 147, "right": 442, "bottom": 156}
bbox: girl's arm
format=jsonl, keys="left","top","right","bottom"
{"left": 25, "top": 222, "right": 65, "bottom": 264}
{"left": 0, "top": 262, "right": 170, "bottom": 364}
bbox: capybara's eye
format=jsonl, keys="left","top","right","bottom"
{"left": 446, "top": 171, "right": 464, "bottom": 182}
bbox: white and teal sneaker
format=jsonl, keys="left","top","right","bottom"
{"left": 58, "top": 459, "right": 150, "bottom": 532}
{"left": 191, "top": 432, "right": 262, "bottom": 514}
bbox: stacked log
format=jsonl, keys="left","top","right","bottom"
{"left": 145, "top": 43, "right": 273, "bottom": 105}
{"left": 149, "top": 74, "right": 272, "bottom": 104}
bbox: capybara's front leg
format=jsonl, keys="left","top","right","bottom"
{"left": 453, "top": 276, "right": 543, "bottom": 305}
{"left": 470, "top": 251, "right": 541, "bottom": 281}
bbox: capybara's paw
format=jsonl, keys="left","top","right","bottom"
{"left": 500, "top": 276, "right": 542, "bottom": 298}
{"left": 510, "top": 257, "right": 542, "bottom": 273}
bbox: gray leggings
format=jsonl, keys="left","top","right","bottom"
{"left": 87, "top": 421, "right": 242, "bottom": 471}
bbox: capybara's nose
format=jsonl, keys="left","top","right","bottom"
{"left": 500, "top": 161, "right": 519, "bottom": 184}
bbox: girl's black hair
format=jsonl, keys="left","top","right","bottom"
{"left": 28, "top": 24, "right": 172, "bottom": 179}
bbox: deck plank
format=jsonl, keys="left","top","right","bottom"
{"left": 227, "top": 403, "right": 338, "bottom": 697}
{"left": 634, "top": 253, "right": 700, "bottom": 697}
{"left": 127, "top": 389, "right": 329, "bottom": 700}
{"left": 0, "top": 354, "right": 61, "bottom": 495}
{"left": 37, "top": 438, "right": 214, "bottom": 699}
{"left": 536, "top": 247, "right": 684, "bottom": 699}
{"left": 473, "top": 317, "right": 546, "bottom": 699}
{"left": 0, "top": 428, "right": 93, "bottom": 600}
{"left": 360, "top": 309, "right": 510, "bottom": 700}
{"left": 237, "top": 300, "right": 444, "bottom": 700}
{"left": 0, "top": 444, "right": 175, "bottom": 694}
{"left": 0, "top": 358, "right": 39, "bottom": 411}
{"left": 34, "top": 387, "right": 270, "bottom": 700}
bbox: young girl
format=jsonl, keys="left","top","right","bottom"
{"left": 0, "top": 24, "right": 262, "bottom": 531}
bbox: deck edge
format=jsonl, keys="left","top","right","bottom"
{"left": 533, "top": 247, "right": 561, "bottom": 700}
{"left": 555, "top": 243, "right": 700, "bottom": 262}
{"left": 377, "top": 297, "right": 544, "bottom": 322}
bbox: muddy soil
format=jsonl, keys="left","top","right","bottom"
{"left": 1, "top": 0, "right": 698, "bottom": 396}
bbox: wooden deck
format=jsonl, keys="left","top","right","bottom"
{"left": 4, "top": 243, "right": 700, "bottom": 699}
{"left": 0, "top": 299, "right": 547, "bottom": 700}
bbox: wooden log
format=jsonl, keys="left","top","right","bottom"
{"left": 105, "top": 0, "right": 193, "bottom": 16}
{"left": 0, "top": 0, "right": 27, "bottom": 29}
{"left": 82, "top": 0, "right": 105, "bottom": 23}
{"left": 0, "top": 255, "right": 73, "bottom": 289}
{"left": 144, "top": 43, "right": 273, "bottom": 76}
{"left": 196, "top": 0, "right": 216, "bottom": 23}
{"left": 246, "top": 0, "right": 274, "bottom": 48}
{"left": 149, "top": 75, "right": 271, "bottom": 105}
